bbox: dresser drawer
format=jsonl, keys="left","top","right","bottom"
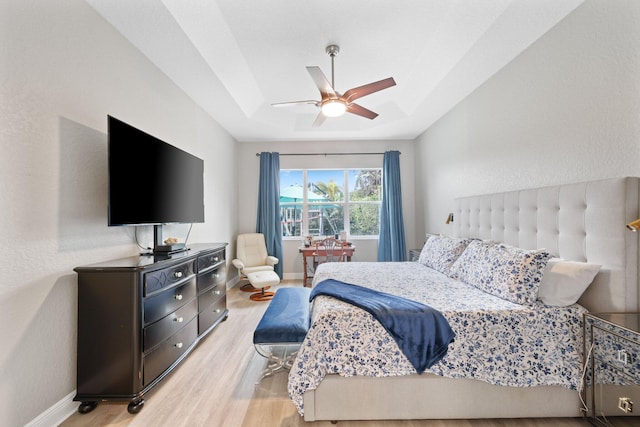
{"left": 198, "top": 281, "right": 226, "bottom": 310}
{"left": 594, "top": 326, "right": 640, "bottom": 380}
{"left": 197, "top": 266, "right": 226, "bottom": 293}
{"left": 594, "top": 381, "right": 640, "bottom": 416}
{"left": 197, "top": 249, "right": 225, "bottom": 273}
{"left": 198, "top": 297, "right": 227, "bottom": 335}
{"left": 143, "top": 298, "right": 198, "bottom": 352}
{"left": 144, "top": 279, "right": 197, "bottom": 325}
{"left": 144, "top": 260, "right": 195, "bottom": 297}
{"left": 143, "top": 318, "right": 198, "bottom": 386}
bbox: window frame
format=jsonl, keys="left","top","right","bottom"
{"left": 280, "top": 168, "right": 382, "bottom": 240}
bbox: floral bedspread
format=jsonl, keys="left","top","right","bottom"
{"left": 287, "top": 262, "right": 587, "bottom": 415}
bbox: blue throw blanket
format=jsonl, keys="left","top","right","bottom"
{"left": 310, "top": 279, "right": 455, "bottom": 373}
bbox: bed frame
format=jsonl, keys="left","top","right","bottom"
{"left": 302, "top": 177, "right": 640, "bottom": 421}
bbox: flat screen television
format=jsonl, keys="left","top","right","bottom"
{"left": 107, "top": 115, "right": 204, "bottom": 253}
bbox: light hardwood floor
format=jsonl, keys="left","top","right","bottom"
{"left": 60, "top": 281, "right": 618, "bottom": 427}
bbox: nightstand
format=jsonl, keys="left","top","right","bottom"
{"left": 409, "top": 249, "right": 421, "bottom": 262}
{"left": 584, "top": 313, "right": 640, "bottom": 425}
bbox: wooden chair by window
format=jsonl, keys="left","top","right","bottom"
{"left": 299, "top": 241, "right": 355, "bottom": 287}
{"left": 313, "top": 237, "right": 346, "bottom": 271}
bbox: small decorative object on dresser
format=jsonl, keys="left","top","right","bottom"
{"left": 584, "top": 312, "right": 640, "bottom": 426}
{"left": 73, "top": 243, "right": 228, "bottom": 415}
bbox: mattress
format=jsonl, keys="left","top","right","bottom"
{"left": 288, "top": 261, "right": 587, "bottom": 415}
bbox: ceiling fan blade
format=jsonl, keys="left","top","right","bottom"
{"left": 346, "top": 103, "right": 379, "bottom": 120}
{"left": 306, "top": 66, "right": 337, "bottom": 100}
{"left": 312, "top": 111, "right": 327, "bottom": 127}
{"left": 342, "top": 77, "right": 396, "bottom": 103}
{"left": 271, "top": 100, "right": 319, "bottom": 107}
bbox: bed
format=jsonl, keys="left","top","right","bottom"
{"left": 288, "top": 177, "right": 640, "bottom": 422}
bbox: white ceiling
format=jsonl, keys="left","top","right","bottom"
{"left": 87, "top": 0, "right": 584, "bottom": 142}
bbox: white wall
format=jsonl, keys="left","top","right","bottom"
{"left": 236, "top": 140, "right": 417, "bottom": 280}
{"left": 0, "top": 1, "right": 238, "bottom": 426}
{"left": 414, "top": 0, "right": 640, "bottom": 238}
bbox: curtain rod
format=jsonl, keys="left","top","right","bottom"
{"left": 255, "top": 152, "right": 400, "bottom": 157}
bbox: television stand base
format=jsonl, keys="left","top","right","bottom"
{"left": 140, "top": 247, "right": 191, "bottom": 257}
{"left": 154, "top": 243, "right": 186, "bottom": 253}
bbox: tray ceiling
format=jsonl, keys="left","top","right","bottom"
{"left": 87, "top": 0, "right": 583, "bottom": 142}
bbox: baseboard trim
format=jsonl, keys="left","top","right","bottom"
{"left": 228, "top": 274, "right": 240, "bottom": 289}
{"left": 25, "top": 390, "right": 76, "bottom": 427}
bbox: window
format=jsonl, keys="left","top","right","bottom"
{"left": 280, "top": 168, "right": 382, "bottom": 238}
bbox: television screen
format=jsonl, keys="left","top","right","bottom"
{"left": 108, "top": 116, "right": 205, "bottom": 226}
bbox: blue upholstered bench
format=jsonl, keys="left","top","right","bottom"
{"left": 253, "top": 287, "right": 311, "bottom": 383}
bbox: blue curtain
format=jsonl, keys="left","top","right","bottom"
{"left": 377, "top": 151, "right": 407, "bottom": 261}
{"left": 256, "top": 152, "right": 283, "bottom": 277}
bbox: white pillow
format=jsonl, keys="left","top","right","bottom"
{"left": 537, "top": 258, "right": 601, "bottom": 307}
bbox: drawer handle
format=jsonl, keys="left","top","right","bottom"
{"left": 174, "top": 294, "right": 183, "bottom": 301}
{"left": 173, "top": 271, "right": 183, "bottom": 279}
{"left": 619, "top": 397, "right": 633, "bottom": 413}
{"left": 174, "top": 342, "right": 183, "bottom": 349}
{"left": 174, "top": 316, "right": 184, "bottom": 323}
{"left": 214, "top": 273, "right": 220, "bottom": 279}
{"left": 214, "top": 309, "right": 221, "bottom": 314}
{"left": 213, "top": 256, "right": 219, "bottom": 262}
{"left": 212, "top": 290, "right": 221, "bottom": 296}
{"left": 618, "top": 349, "right": 630, "bottom": 364}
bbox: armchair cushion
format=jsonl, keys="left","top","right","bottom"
{"left": 243, "top": 265, "right": 275, "bottom": 275}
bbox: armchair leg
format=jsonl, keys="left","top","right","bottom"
{"left": 240, "top": 283, "right": 271, "bottom": 293}
{"left": 250, "top": 287, "right": 275, "bottom": 301}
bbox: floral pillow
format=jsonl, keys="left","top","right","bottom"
{"left": 418, "top": 235, "right": 472, "bottom": 275}
{"left": 449, "top": 240, "right": 551, "bottom": 305}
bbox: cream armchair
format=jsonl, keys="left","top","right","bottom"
{"left": 232, "top": 233, "right": 280, "bottom": 299}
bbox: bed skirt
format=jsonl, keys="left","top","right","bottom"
{"left": 302, "top": 373, "right": 584, "bottom": 421}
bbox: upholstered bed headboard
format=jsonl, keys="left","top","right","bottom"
{"left": 453, "top": 177, "right": 639, "bottom": 313}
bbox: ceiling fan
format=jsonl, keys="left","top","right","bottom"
{"left": 271, "top": 45, "right": 396, "bottom": 127}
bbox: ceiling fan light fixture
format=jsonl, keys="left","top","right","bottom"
{"left": 321, "top": 99, "right": 346, "bottom": 117}
{"left": 272, "top": 44, "right": 396, "bottom": 125}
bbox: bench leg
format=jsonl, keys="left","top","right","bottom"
{"left": 254, "top": 344, "right": 300, "bottom": 384}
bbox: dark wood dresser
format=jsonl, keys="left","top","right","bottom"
{"left": 73, "top": 243, "right": 228, "bottom": 414}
